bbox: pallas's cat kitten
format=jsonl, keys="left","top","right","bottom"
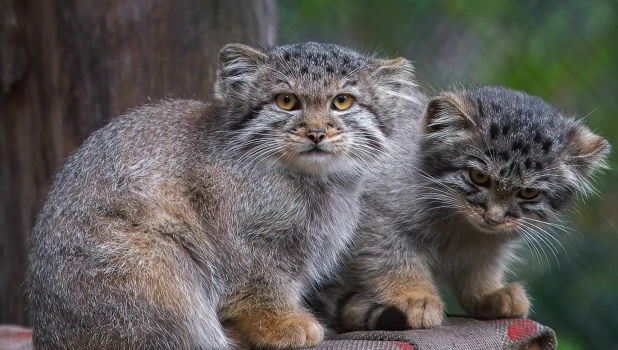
{"left": 326, "top": 86, "right": 609, "bottom": 332}
{"left": 25, "top": 42, "right": 416, "bottom": 349}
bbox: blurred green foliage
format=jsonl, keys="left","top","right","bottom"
{"left": 278, "top": 1, "right": 618, "bottom": 348}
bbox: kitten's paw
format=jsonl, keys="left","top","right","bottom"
{"left": 469, "top": 283, "right": 530, "bottom": 319}
{"left": 378, "top": 290, "right": 444, "bottom": 330}
{"left": 244, "top": 311, "right": 324, "bottom": 349}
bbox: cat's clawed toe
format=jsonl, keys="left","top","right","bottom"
{"left": 469, "top": 283, "right": 530, "bottom": 319}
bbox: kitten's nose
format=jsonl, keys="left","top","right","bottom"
{"left": 484, "top": 206, "right": 505, "bottom": 226}
{"left": 306, "top": 129, "right": 326, "bottom": 143}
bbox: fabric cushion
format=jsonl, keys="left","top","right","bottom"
{"left": 1, "top": 317, "right": 556, "bottom": 350}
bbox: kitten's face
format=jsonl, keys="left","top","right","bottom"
{"left": 215, "top": 42, "right": 415, "bottom": 176}
{"left": 421, "top": 86, "right": 609, "bottom": 234}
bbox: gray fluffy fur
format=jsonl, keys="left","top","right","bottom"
{"left": 320, "top": 86, "right": 610, "bottom": 332}
{"left": 25, "top": 42, "right": 416, "bottom": 349}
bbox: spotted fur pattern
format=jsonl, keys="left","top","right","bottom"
{"left": 25, "top": 42, "right": 417, "bottom": 349}
{"left": 319, "top": 86, "right": 609, "bottom": 333}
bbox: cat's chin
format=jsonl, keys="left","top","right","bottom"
{"left": 275, "top": 152, "right": 360, "bottom": 176}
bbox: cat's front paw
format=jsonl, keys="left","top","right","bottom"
{"left": 378, "top": 290, "right": 444, "bottom": 330}
{"left": 469, "top": 283, "right": 530, "bottom": 319}
{"left": 243, "top": 311, "right": 324, "bottom": 349}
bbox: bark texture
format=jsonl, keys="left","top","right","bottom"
{"left": 0, "top": 0, "right": 276, "bottom": 324}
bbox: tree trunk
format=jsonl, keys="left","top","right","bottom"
{"left": 0, "top": 0, "right": 276, "bottom": 325}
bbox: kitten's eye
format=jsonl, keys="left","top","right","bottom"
{"left": 469, "top": 169, "right": 490, "bottom": 186}
{"left": 332, "top": 94, "right": 355, "bottom": 111}
{"left": 519, "top": 188, "right": 540, "bottom": 200}
{"left": 275, "top": 94, "right": 299, "bottom": 111}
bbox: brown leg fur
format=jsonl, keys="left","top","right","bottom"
{"left": 372, "top": 273, "right": 444, "bottom": 329}
{"left": 222, "top": 297, "right": 324, "bottom": 349}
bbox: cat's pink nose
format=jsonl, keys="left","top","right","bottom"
{"left": 306, "top": 129, "right": 326, "bottom": 143}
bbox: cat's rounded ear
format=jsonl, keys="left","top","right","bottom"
{"left": 373, "top": 57, "right": 414, "bottom": 79}
{"left": 370, "top": 57, "right": 416, "bottom": 90}
{"left": 564, "top": 124, "right": 610, "bottom": 185}
{"left": 215, "top": 43, "right": 267, "bottom": 100}
{"left": 423, "top": 92, "right": 476, "bottom": 141}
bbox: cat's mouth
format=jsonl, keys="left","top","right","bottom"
{"left": 280, "top": 138, "right": 356, "bottom": 175}
{"left": 463, "top": 204, "right": 517, "bottom": 234}
{"left": 300, "top": 148, "right": 330, "bottom": 155}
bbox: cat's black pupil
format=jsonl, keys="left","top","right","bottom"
{"left": 283, "top": 96, "right": 291, "bottom": 104}
{"left": 338, "top": 95, "right": 347, "bottom": 103}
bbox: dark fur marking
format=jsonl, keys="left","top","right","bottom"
{"left": 364, "top": 104, "right": 390, "bottom": 136}
{"left": 228, "top": 106, "right": 264, "bottom": 131}
{"left": 467, "top": 155, "right": 487, "bottom": 166}
{"left": 534, "top": 131, "right": 542, "bottom": 143}
{"left": 521, "top": 144, "right": 531, "bottom": 155}
{"left": 477, "top": 97, "right": 485, "bottom": 117}
{"left": 524, "top": 158, "right": 533, "bottom": 169}
{"left": 374, "top": 306, "right": 409, "bottom": 331}
{"left": 500, "top": 168, "right": 508, "bottom": 177}
{"left": 502, "top": 125, "right": 510, "bottom": 136}
{"left": 230, "top": 80, "right": 242, "bottom": 90}
{"left": 507, "top": 162, "right": 516, "bottom": 176}
{"left": 271, "top": 119, "right": 285, "bottom": 128}
{"left": 300, "top": 66, "right": 308, "bottom": 74}
{"left": 512, "top": 140, "right": 523, "bottom": 152}
{"left": 499, "top": 151, "right": 510, "bottom": 162}
{"left": 490, "top": 101, "right": 502, "bottom": 113}
{"left": 542, "top": 140, "right": 553, "bottom": 153}
{"left": 490, "top": 123, "right": 500, "bottom": 140}
{"left": 535, "top": 161, "right": 543, "bottom": 170}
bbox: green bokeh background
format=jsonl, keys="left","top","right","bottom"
{"left": 278, "top": 1, "right": 618, "bottom": 348}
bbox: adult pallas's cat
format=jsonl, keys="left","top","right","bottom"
{"left": 26, "top": 42, "right": 417, "bottom": 349}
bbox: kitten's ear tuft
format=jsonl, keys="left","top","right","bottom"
{"left": 424, "top": 93, "right": 476, "bottom": 140}
{"left": 215, "top": 43, "right": 267, "bottom": 99}
{"left": 565, "top": 124, "right": 610, "bottom": 178}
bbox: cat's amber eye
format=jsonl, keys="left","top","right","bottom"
{"left": 276, "top": 94, "right": 299, "bottom": 111}
{"left": 332, "top": 94, "right": 355, "bottom": 111}
{"left": 469, "top": 169, "right": 490, "bottom": 186}
{"left": 519, "top": 188, "right": 540, "bottom": 200}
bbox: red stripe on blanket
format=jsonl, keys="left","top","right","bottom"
{"left": 394, "top": 341, "right": 415, "bottom": 350}
{"left": 507, "top": 319, "right": 537, "bottom": 341}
